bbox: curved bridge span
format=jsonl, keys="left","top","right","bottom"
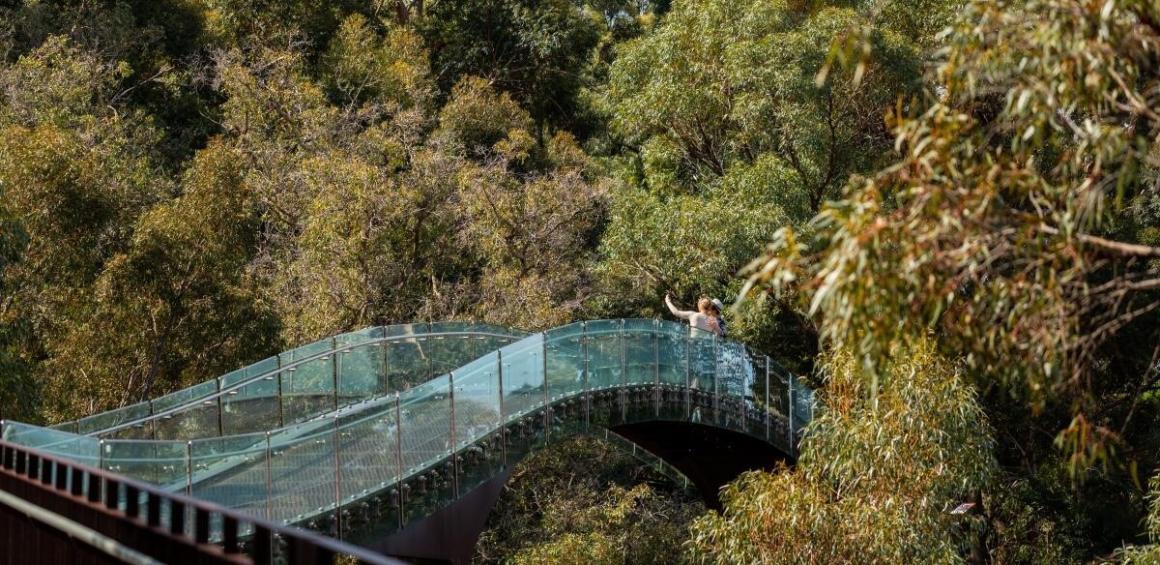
{"left": 1, "top": 319, "right": 814, "bottom": 563}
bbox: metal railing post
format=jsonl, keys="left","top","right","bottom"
{"left": 265, "top": 432, "right": 273, "bottom": 520}
{"left": 333, "top": 415, "right": 342, "bottom": 538}
{"left": 185, "top": 441, "right": 193, "bottom": 496}
{"left": 712, "top": 334, "right": 720, "bottom": 424}
{"left": 394, "top": 392, "right": 405, "bottom": 525}
{"left": 216, "top": 380, "right": 224, "bottom": 436}
{"left": 277, "top": 357, "right": 285, "bottom": 428}
{"left": 787, "top": 373, "right": 795, "bottom": 456}
{"left": 619, "top": 320, "right": 627, "bottom": 421}
{"left": 449, "top": 371, "right": 458, "bottom": 497}
{"left": 497, "top": 351, "right": 507, "bottom": 466}
{"left": 582, "top": 322, "right": 590, "bottom": 432}
{"left": 653, "top": 320, "right": 660, "bottom": 417}
{"left": 684, "top": 333, "right": 691, "bottom": 419}
{"left": 332, "top": 349, "right": 340, "bottom": 411}
{"left": 764, "top": 357, "right": 771, "bottom": 441}
{"left": 542, "top": 333, "right": 550, "bottom": 442}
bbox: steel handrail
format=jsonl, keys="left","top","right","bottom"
{"left": 91, "top": 329, "right": 527, "bottom": 438}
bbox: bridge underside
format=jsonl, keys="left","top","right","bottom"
{"left": 370, "top": 417, "right": 792, "bottom": 564}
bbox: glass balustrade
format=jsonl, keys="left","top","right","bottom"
{"left": 0, "top": 319, "right": 813, "bottom": 543}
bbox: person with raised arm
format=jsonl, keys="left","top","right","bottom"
{"left": 665, "top": 293, "right": 722, "bottom": 336}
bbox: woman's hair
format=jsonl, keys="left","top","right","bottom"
{"left": 697, "top": 297, "right": 713, "bottom": 312}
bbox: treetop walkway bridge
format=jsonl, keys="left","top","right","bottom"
{"left": 1, "top": 319, "right": 815, "bottom": 564}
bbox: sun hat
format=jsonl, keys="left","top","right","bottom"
{"left": 711, "top": 298, "right": 724, "bottom": 311}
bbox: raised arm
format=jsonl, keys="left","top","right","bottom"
{"left": 665, "top": 294, "right": 695, "bottom": 320}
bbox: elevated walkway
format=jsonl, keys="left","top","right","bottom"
{"left": 1, "top": 319, "right": 815, "bottom": 563}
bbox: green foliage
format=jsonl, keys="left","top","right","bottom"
{"left": 604, "top": 0, "right": 921, "bottom": 208}
{"left": 419, "top": 0, "right": 602, "bottom": 129}
{"left": 687, "top": 339, "right": 996, "bottom": 563}
{"left": 476, "top": 436, "right": 703, "bottom": 564}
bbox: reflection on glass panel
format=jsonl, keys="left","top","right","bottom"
{"left": 585, "top": 320, "right": 623, "bottom": 390}
{"left": 657, "top": 323, "right": 688, "bottom": 386}
{"left": 338, "top": 343, "right": 385, "bottom": 403}
{"left": 385, "top": 338, "right": 428, "bottom": 391}
{"left": 154, "top": 401, "right": 221, "bottom": 441}
{"left": 280, "top": 356, "right": 336, "bottom": 424}
{"left": 622, "top": 320, "right": 657, "bottom": 386}
{"left": 102, "top": 440, "right": 188, "bottom": 488}
{"left": 544, "top": 324, "right": 585, "bottom": 401}
{"left": 152, "top": 380, "right": 219, "bottom": 415}
{"left": 398, "top": 375, "right": 451, "bottom": 476}
{"left": 717, "top": 341, "right": 752, "bottom": 399}
{"left": 190, "top": 433, "right": 269, "bottom": 517}
{"left": 1, "top": 423, "right": 101, "bottom": 468}
{"left": 337, "top": 406, "right": 400, "bottom": 507}
{"left": 221, "top": 375, "right": 280, "bottom": 435}
{"left": 689, "top": 328, "right": 717, "bottom": 392}
{"left": 452, "top": 353, "right": 501, "bottom": 448}
{"left": 76, "top": 403, "right": 152, "bottom": 435}
{"left": 500, "top": 335, "right": 544, "bottom": 421}
{"left": 428, "top": 335, "right": 472, "bottom": 378}
{"left": 268, "top": 421, "right": 338, "bottom": 523}
{"left": 334, "top": 326, "right": 384, "bottom": 349}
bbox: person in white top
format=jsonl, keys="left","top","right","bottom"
{"left": 665, "top": 293, "right": 723, "bottom": 336}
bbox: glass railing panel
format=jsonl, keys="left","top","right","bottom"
{"left": 766, "top": 361, "right": 790, "bottom": 416}
{"left": 268, "top": 420, "right": 339, "bottom": 523}
{"left": 189, "top": 432, "right": 270, "bottom": 517}
{"left": 151, "top": 380, "right": 220, "bottom": 415}
{"left": 337, "top": 406, "right": 400, "bottom": 507}
{"left": 76, "top": 402, "right": 152, "bottom": 435}
{"left": 101, "top": 440, "right": 189, "bottom": 488}
{"left": 154, "top": 401, "right": 220, "bottom": 440}
{"left": 338, "top": 342, "right": 387, "bottom": 404}
{"left": 688, "top": 329, "right": 717, "bottom": 393}
{"left": 218, "top": 368, "right": 248, "bottom": 390}
{"left": 544, "top": 323, "right": 585, "bottom": 401}
{"left": 451, "top": 352, "right": 501, "bottom": 448}
{"left": 398, "top": 375, "right": 451, "bottom": 476}
{"left": 279, "top": 337, "right": 336, "bottom": 366}
{"left": 221, "top": 375, "right": 281, "bottom": 435}
{"left": 499, "top": 334, "right": 545, "bottom": 422}
{"left": 657, "top": 323, "right": 689, "bottom": 386}
{"left": 334, "top": 326, "right": 385, "bottom": 349}
{"left": 428, "top": 334, "right": 474, "bottom": 379}
{"left": 106, "top": 421, "right": 155, "bottom": 440}
{"left": 384, "top": 337, "right": 429, "bottom": 391}
{"left": 622, "top": 320, "right": 658, "bottom": 386}
{"left": 585, "top": 320, "right": 623, "bottom": 390}
{"left": 1, "top": 422, "right": 101, "bottom": 467}
{"left": 280, "top": 355, "right": 336, "bottom": 424}
{"left": 717, "top": 341, "right": 752, "bottom": 400}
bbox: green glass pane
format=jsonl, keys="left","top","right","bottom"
{"left": 585, "top": 320, "right": 623, "bottom": 390}
{"left": 336, "top": 406, "right": 400, "bottom": 507}
{"left": 398, "top": 375, "right": 451, "bottom": 476}
{"left": 268, "top": 421, "right": 339, "bottom": 523}
{"left": 623, "top": 320, "right": 657, "bottom": 386}
{"left": 544, "top": 323, "right": 585, "bottom": 401}
{"left": 189, "top": 433, "right": 269, "bottom": 516}
{"left": 658, "top": 323, "right": 688, "bottom": 386}
{"left": 338, "top": 342, "right": 387, "bottom": 403}
{"left": 152, "top": 380, "right": 219, "bottom": 415}
{"left": 76, "top": 402, "right": 151, "bottom": 435}
{"left": 154, "top": 401, "right": 221, "bottom": 440}
{"left": 452, "top": 352, "right": 501, "bottom": 448}
{"left": 499, "top": 335, "right": 545, "bottom": 422}
{"left": 280, "top": 355, "right": 336, "bottom": 424}
{"left": 102, "top": 440, "right": 188, "bottom": 487}
{"left": 221, "top": 374, "right": 280, "bottom": 435}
